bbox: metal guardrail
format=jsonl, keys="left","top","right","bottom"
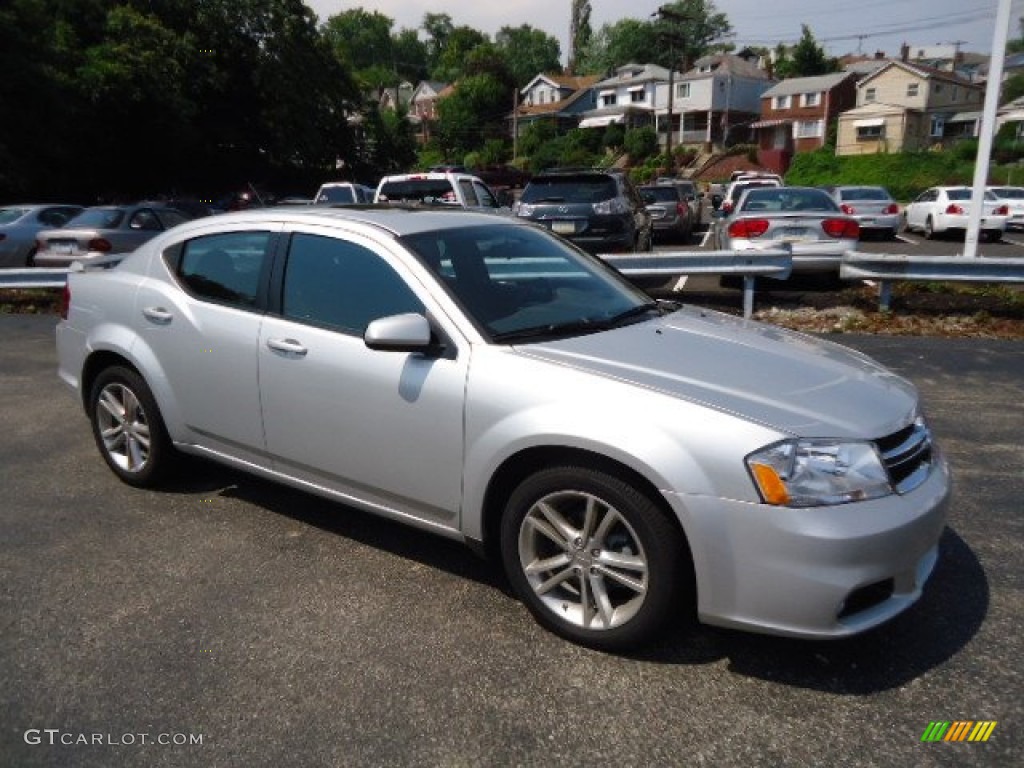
{"left": 840, "top": 252, "right": 1024, "bottom": 311}
{"left": 605, "top": 249, "right": 793, "bottom": 318}
{"left": 0, "top": 268, "right": 71, "bottom": 289}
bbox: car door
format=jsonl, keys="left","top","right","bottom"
{"left": 258, "top": 228, "right": 469, "bottom": 530}
{"left": 134, "top": 228, "right": 276, "bottom": 461}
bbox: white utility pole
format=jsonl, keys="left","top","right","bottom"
{"left": 964, "top": 0, "right": 1012, "bottom": 256}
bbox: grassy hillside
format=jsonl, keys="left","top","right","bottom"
{"left": 784, "top": 147, "right": 982, "bottom": 201}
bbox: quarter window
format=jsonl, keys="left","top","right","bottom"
{"left": 282, "top": 234, "right": 423, "bottom": 335}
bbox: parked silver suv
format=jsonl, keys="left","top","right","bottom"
{"left": 56, "top": 207, "right": 950, "bottom": 651}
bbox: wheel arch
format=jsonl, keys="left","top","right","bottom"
{"left": 478, "top": 446, "right": 695, "bottom": 576}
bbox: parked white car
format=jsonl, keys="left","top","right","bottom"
{"left": 987, "top": 186, "right": 1024, "bottom": 230}
{"left": 903, "top": 186, "right": 1008, "bottom": 241}
{"left": 56, "top": 207, "right": 950, "bottom": 651}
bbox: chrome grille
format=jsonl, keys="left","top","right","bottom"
{"left": 875, "top": 420, "right": 933, "bottom": 494}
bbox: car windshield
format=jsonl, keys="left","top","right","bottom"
{"left": 0, "top": 207, "right": 31, "bottom": 225}
{"left": 947, "top": 189, "right": 999, "bottom": 202}
{"left": 988, "top": 187, "right": 1024, "bottom": 199}
{"left": 400, "top": 223, "right": 657, "bottom": 342}
{"left": 67, "top": 208, "right": 126, "bottom": 229}
{"left": 378, "top": 179, "right": 458, "bottom": 205}
{"left": 740, "top": 188, "right": 838, "bottom": 212}
{"left": 520, "top": 175, "right": 618, "bottom": 204}
{"left": 840, "top": 188, "right": 891, "bottom": 201}
{"left": 318, "top": 187, "right": 356, "bottom": 204}
{"left": 641, "top": 187, "right": 680, "bottom": 203}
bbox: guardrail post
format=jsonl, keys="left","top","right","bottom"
{"left": 743, "top": 276, "right": 755, "bottom": 319}
{"left": 878, "top": 281, "right": 892, "bottom": 312}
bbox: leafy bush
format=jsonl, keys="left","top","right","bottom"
{"left": 623, "top": 127, "right": 659, "bottom": 161}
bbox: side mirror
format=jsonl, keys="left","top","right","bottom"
{"left": 364, "top": 313, "right": 436, "bottom": 353}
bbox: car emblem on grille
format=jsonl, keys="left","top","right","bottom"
{"left": 558, "top": 206, "right": 569, "bottom": 213}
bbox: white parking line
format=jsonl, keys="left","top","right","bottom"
{"left": 894, "top": 234, "right": 919, "bottom": 245}
{"left": 1000, "top": 236, "right": 1024, "bottom": 247}
{"left": 699, "top": 229, "right": 712, "bottom": 248}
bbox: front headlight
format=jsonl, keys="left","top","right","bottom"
{"left": 515, "top": 202, "right": 535, "bottom": 217}
{"left": 746, "top": 439, "right": 893, "bottom": 507}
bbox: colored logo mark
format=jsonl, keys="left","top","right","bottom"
{"left": 921, "top": 721, "right": 997, "bottom": 742}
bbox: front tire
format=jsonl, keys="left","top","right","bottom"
{"left": 500, "top": 466, "right": 689, "bottom": 651}
{"left": 89, "top": 366, "right": 176, "bottom": 487}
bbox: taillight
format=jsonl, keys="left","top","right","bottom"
{"left": 60, "top": 283, "right": 71, "bottom": 320}
{"left": 840, "top": 203, "right": 855, "bottom": 215}
{"left": 821, "top": 218, "right": 860, "bottom": 239}
{"left": 677, "top": 202, "right": 687, "bottom": 217}
{"left": 728, "top": 219, "right": 770, "bottom": 238}
{"left": 996, "top": 204, "right": 1009, "bottom": 215}
{"left": 722, "top": 201, "right": 734, "bottom": 214}
{"left": 884, "top": 203, "right": 899, "bottom": 214}
{"left": 88, "top": 238, "right": 112, "bottom": 252}
{"left": 945, "top": 204, "right": 964, "bottom": 215}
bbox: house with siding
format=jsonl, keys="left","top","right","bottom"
{"left": 835, "top": 60, "right": 983, "bottom": 156}
{"left": 409, "top": 81, "right": 450, "bottom": 143}
{"left": 751, "top": 72, "right": 858, "bottom": 173}
{"left": 653, "top": 53, "right": 774, "bottom": 149}
{"left": 577, "top": 63, "right": 670, "bottom": 131}
{"left": 512, "top": 73, "right": 600, "bottom": 134}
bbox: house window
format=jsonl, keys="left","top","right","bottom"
{"left": 930, "top": 116, "right": 945, "bottom": 137}
{"left": 539, "top": 91, "right": 546, "bottom": 104}
{"left": 856, "top": 124, "right": 884, "bottom": 141}
{"left": 795, "top": 120, "right": 823, "bottom": 138}
{"left": 602, "top": 93, "right": 617, "bottom": 107}
{"left": 676, "top": 82, "right": 691, "bottom": 99}
{"left": 774, "top": 95, "right": 791, "bottom": 109}
{"left": 865, "top": 88, "right": 876, "bottom": 103}
{"left": 907, "top": 83, "right": 919, "bottom": 97}
{"left": 934, "top": 83, "right": 943, "bottom": 94}
{"left": 630, "top": 89, "right": 645, "bottom": 103}
{"left": 803, "top": 92, "right": 820, "bottom": 107}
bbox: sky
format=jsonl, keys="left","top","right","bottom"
{"left": 306, "top": 0, "right": 1023, "bottom": 63}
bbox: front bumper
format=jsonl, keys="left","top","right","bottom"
{"left": 664, "top": 452, "right": 951, "bottom": 639}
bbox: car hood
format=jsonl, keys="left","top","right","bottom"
{"left": 516, "top": 306, "right": 917, "bottom": 438}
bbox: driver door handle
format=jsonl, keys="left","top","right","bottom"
{"left": 266, "top": 337, "right": 308, "bottom": 357}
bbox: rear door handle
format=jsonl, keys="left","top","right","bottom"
{"left": 142, "top": 306, "right": 173, "bottom": 325}
{"left": 266, "top": 337, "right": 308, "bottom": 357}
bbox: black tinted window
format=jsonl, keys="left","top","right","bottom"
{"left": 282, "top": 234, "right": 424, "bottom": 334}
{"left": 377, "top": 179, "right": 457, "bottom": 204}
{"left": 179, "top": 232, "right": 271, "bottom": 307}
{"left": 520, "top": 175, "right": 618, "bottom": 204}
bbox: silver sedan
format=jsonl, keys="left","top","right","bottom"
{"left": 712, "top": 186, "right": 860, "bottom": 272}
{"left": 56, "top": 207, "right": 949, "bottom": 650}
{"left": 0, "top": 204, "right": 83, "bottom": 267}
{"left": 34, "top": 204, "right": 191, "bottom": 267}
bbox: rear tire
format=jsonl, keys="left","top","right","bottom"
{"left": 88, "top": 366, "right": 177, "bottom": 487}
{"left": 500, "top": 466, "right": 690, "bottom": 651}
{"left": 924, "top": 217, "right": 936, "bottom": 239}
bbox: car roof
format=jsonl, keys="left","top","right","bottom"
{"left": 169, "top": 205, "right": 519, "bottom": 238}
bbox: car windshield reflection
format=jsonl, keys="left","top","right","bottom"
{"left": 400, "top": 224, "right": 652, "bottom": 342}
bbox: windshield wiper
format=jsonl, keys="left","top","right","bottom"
{"left": 491, "top": 303, "right": 663, "bottom": 343}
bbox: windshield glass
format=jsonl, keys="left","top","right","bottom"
{"left": 520, "top": 175, "right": 617, "bottom": 204}
{"left": 377, "top": 179, "right": 458, "bottom": 205}
{"left": 0, "top": 207, "right": 30, "bottom": 225}
{"left": 400, "top": 224, "right": 654, "bottom": 342}
{"left": 641, "top": 187, "right": 681, "bottom": 203}
{"left": 318, "top": 186, "right": 356, "bottom": 204}
{"left": 740, "top": 187, "right": 838, "bottom": 212}
{"left": 839, "top": 188, "right": 891, "bottom": 201}
{"left": 67, "top": 208, "right": 126, "bottom": 229}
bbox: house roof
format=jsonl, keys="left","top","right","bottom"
{"left": 681, "top": 53, "right": 773, "bottom": 82}
{"left": 760, "top": 72, "right": 854, "bottom": 98}
{"left": 857, "top": 60, "right": 979, "bottom": 90}
{"left": 515, "top": 83, "right": 597, "bottom": 118}
{"left": 596, "top": 63, "right": 672, "bottom": 87}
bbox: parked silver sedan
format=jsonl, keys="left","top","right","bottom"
{"left": 34, "top": 204, "right": 191, "bottom": 267}
{"left": 712, "top": 186, "right": 860, "bottom": 272}
{"left": 56, "top": 207, "right": 949, "bottom": 650}
{"left": 0, "top": 204, "right": 83, "bottom": 267}
{"left": 823, "top": 185, "right": 901, "bottom": 239}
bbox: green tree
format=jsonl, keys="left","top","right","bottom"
{"left": 435, "top": 73, "right": 508, "bottom": 158}
{"left": 392, "top": 27, "right": 428, "bottom": 83}
{"left": 494, "top": 25, "right": 561, "bottom": 86}
{"left": 422, "top": 12, "right": 454, "bottom": 69}
{"left": 774, "top": 25, "right": 837, "bottom": 78}
{"left": 623, "top": 127, "right": 659, "bottom": 161}
{"left": 569, "top": 0, "right": 592, "bottom": 73}
{"left": 432, "top": 25, "right": 490, "bottom": 82}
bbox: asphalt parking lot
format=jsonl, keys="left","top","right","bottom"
{"left": 1, "top": 314, "right": 1021, "bottom": 768}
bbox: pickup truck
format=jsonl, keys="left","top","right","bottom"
{"left": 374, "top": 172, "right": 510, "bottom": 212}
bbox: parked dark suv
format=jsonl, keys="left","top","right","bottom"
{"left": 513, "top": 169, "right": 653, "bottom": 254}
